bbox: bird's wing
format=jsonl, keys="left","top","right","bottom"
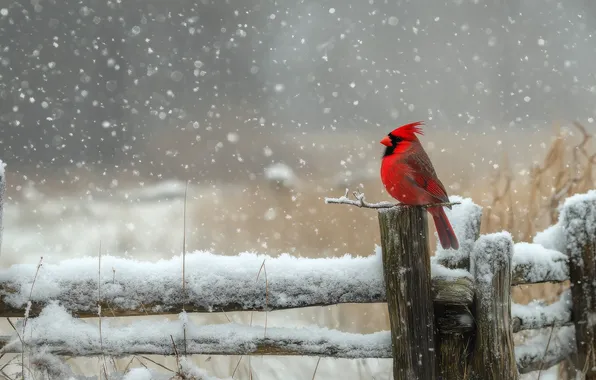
{"left": 404, "top": 152, "right": 450, "bottom": 204}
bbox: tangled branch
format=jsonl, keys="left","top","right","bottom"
{"left": 324, "top": 189, "right": 460, "bottom": 210}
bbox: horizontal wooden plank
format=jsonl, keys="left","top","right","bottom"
{"left": 438, "top": 239, "right": 570, "bottom": 286}
{"left": 511, "top": 243, "right": 569, "bottom": 285}
{"left": 511, "top": 290, "right": 573, "bottom": 333}
{"left": 0, "top": 250, "right": 472, "bottom": 318}
{"left": 0, "top": 303, "right": 392, "bottom": 358}
{"left": 515, "top": 326, "right": 576, "bottom": 374}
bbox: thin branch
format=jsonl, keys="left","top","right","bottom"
{"left": 170, "top": 335, "right": 180, "bottom": 369}
{"left": 97, "top": 242, "right": 108, "bottom": 380}
{"left": 182, "top": 181, "right": 189, "bottom": 357}
{"left": 311, "top": 357, "right": 321, "bottom": 380}
{"left": 324, "top": 189, "right": 460, "bottom": 209}
{"left": 21, "top": 256, "right": 43, "bottom": 378}
{"left": 232, "top": 356, "right": 243, "bottom": 378}
{"left": 182, "top": 180, "right": 188, "bottom": 294}
{"left": 255, "top": 260, "right": 269, "bottom": 337}
{"left": 138, "top": 355, "right": 175, "bottom": 373}
{"left": 537, "top": 324, "right": 556, "bottom": 379}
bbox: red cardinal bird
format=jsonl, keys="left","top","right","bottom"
{"left": 380, "top": 121, "right": 459, "bottom": 250}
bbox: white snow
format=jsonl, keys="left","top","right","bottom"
{"left": 0, "top": 159, "right": 5, "bottom": 178}
{"left": 123, "top": 368, "right": 154, "bottom": 380}
{"left": 528, "top": 190, "right": 596, "bottom": 260}
{"left": 433, "top": 195, "right": 482, "bottom": 267}
{"left": 1, "top": 302, "right": 392, "bottom": 359}
{"left": 560, "top": 189, "right": 596, "bottom": 262}
{"left": 29, "top": 349, "right": 75, "bottom": 378}
{"left": 509, "top": 190, "right": 596, "bottom": 284}
{"left": 511, "top": 242, "right": 569, "bottom": 284}
{"left": 533, "top": 224, "right": 565, "bottom": 253}
{"left": 511, "top": 289, "right": 572, "bottom": 332}
{"left": 470, "top": 231, "right": 514, "bottom": 283}
{"left": 118, "top": 180, "right": 191, "bottom": 202}
{"left": 123, "top": 362, "right": 231, "bottom": 380}
{"left": 264, "top": 162, "right": 298, "bottom": 189}
{"left": 177, "top": 358, "right": 233, "bottom": 380}
{"left": 430, "top": 262, "right": 472, "bottom": 280}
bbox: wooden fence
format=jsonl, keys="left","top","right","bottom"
{"left": 0, "top": 165, "right": 594, "bottom": 379}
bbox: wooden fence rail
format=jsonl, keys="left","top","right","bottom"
{"left": 0, "top": 163, "right": 594, "bottom": 380}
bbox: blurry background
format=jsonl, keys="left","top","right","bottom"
{"left": 0, "top": 0, "right": 595, "bottom": 379}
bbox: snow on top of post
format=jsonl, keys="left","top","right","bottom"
{"left": 470, "top": 231, "right": 513, "bottom": 282}
{"left": 530, "top": 190, "right": 596, "bottom": 257}
{"left": 0, "top": 159, "right": 5, "bottom": 178}
{"left": 2, "top": 302, "right": 392, "bottom": 358}
{"left": 511, "top": 242, "right": 569, "bottom": 284}
{"left": 433, "top": 195, "right": 482, "bottom": 267}
{"left": 559, "top": 189, "right": 596, "bottom": 262}
{"left": 0, "top": 248, "right": 385, "bottom": 314}
{"left": 561, "top": 189, "right": 596, "bottom": 210}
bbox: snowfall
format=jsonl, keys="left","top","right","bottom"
{"left": 0, "top": 166, "right": 593, "bottom": 379}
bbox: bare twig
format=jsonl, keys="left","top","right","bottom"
{"left": 537, "top": 324, "right": 556, "bottom": 379}
{"left": 182, "top": 181, "right": 189, "bottom": 357}
{"left": 255, "top": 259, "right": 270, "bottom": 337}
{"left": 21, "top": 256, "right": 43, "bottom": 377}
{"left": 232, "top": 356, "right": 243, "bottom": 378}
{"left": 138, "top": 355, "right": 175, "bottom": 373}
{"left": 182, "top": 181, "right": 188, "bottom": 293}
{"left": 324, "top": 189, "right": 460, "bottom": 209}
{"left": 170, "top": 335, "right": 180, "bottom": 369}
{"left": 134, "top": 356, "right": 149, "bottom": 370}
{"left": 122, "top": 356, "right": 136, "bottom": 374}
{"left": 97, "top": 242, "right": 109, "bottom": 380}
{"left": 311, "top": 357, "right": 321, "bottom": 380}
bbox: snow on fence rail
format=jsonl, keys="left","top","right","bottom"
{"left": 0, "top": 173, "right": 594, "bottom": 379}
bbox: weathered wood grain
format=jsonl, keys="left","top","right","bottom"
{"left": 0, "top": 323, "right": 392, "bottom": 358}
{"left": 379, "top": 206, "right": 436, "bottom": 380}
{"left": 470, "top": 233, "right": 518, "bottom": 380}
{"left": 0, "top": 274, "right": 473, "bottom": 319}
{"left": 563, "top": 196, "right": 596, "bottom": 379}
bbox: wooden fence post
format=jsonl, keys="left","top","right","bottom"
{"left": 470, "top": 232, "right": 518, "bottom": 380}
{"left": 563, "top": 195, "right": 596, "bottom": 380}
{"left": 378, "top": 206, "right": 436, "bottom": 380}
{"left": 435, "top": 202, "right": 482, "bottom": 380}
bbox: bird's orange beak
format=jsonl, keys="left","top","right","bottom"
{"left": 380, "top": 136, "right": 392, "bottom": 147}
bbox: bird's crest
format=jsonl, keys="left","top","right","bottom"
{"left": 389, "top": 121, "right": 424, "bottom": 140}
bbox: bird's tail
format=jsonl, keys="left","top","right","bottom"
{"left": 428, "top": 207, "right": 459, "bottom": 250}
